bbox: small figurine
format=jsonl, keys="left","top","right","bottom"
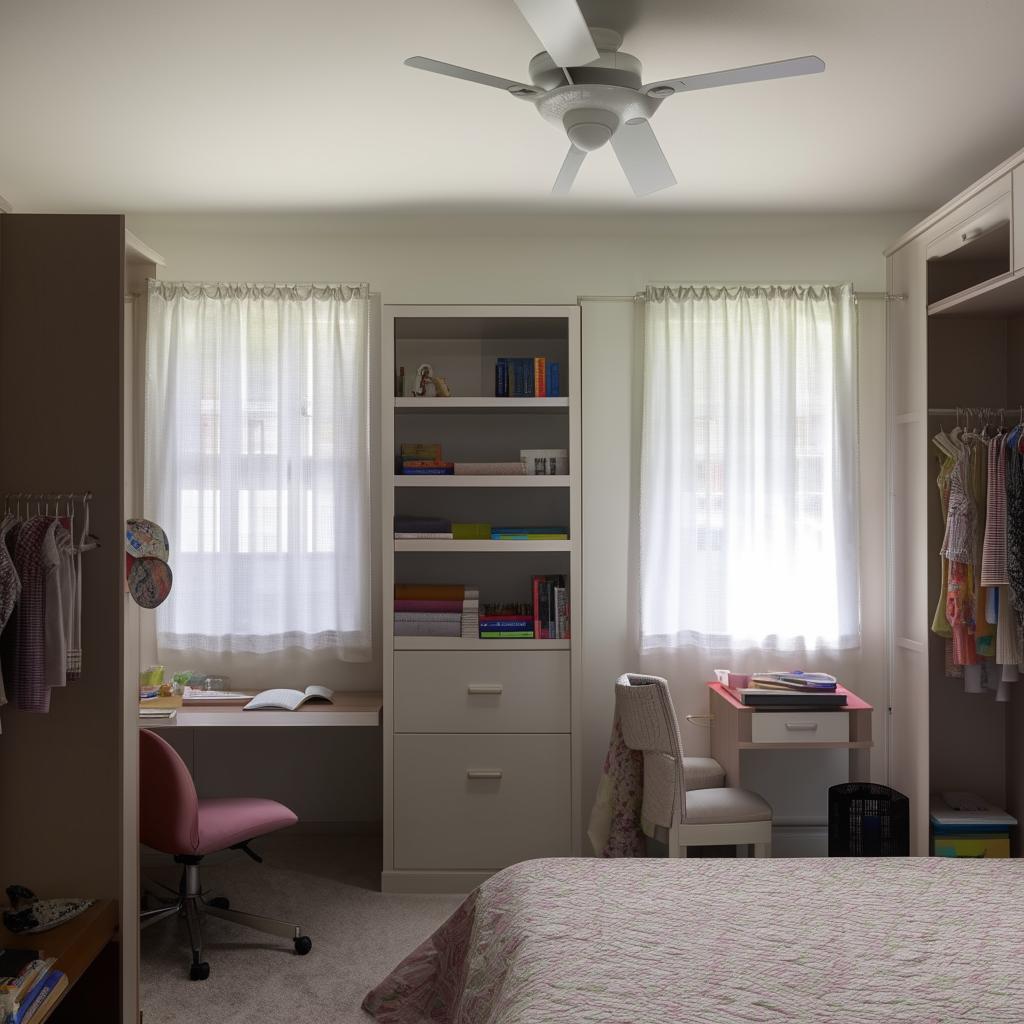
{"left": 411, "top": 363, "right": 453, "bottom": 398}
{"left": 412, "top": 363, "right": 433, "bottom": 397}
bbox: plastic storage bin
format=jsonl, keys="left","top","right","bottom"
{"left": 828, "top": 783, "right": 909, "bottom": 856}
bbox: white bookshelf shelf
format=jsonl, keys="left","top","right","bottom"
{"left": 393, "top": 475, "right": 569, "bottom": 488}
{"left": 395, "top": 539, "right": 570, "bottom": 552}
{"left": 393, "top": 637, "right": 571, "bottom": 651}
{"left": 395, "top": 397, "right": 568, "bottom": 412}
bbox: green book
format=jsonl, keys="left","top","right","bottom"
{"left": 453, "top": 523, "right": 492, "bottom": 540}
{"left": 480, "top": 631, "right": 535, "bottom": 638}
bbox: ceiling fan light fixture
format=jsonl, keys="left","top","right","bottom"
{"left": 562, "top": 107, "right": 619, "bottom": 151}
{"left": 647, "top": 85, "right": 675, "bottom": 98}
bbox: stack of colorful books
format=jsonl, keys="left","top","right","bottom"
{"left": 491, "top": 525, "right": 568, "bottom": 540}
{"left": 394, "top": 515, "right": 452, "bottom": 539}
{"left": 397, "top": 443, "right": 453, "bottom": 475}
{"left": 394, "top": 584, "right": 479, "bottom": 638}
{"left": 494, "top": 357, "right": 561, "bottom": 397}
{"left": 479, "top": 603, "right": 534, "bottom": 639}
{"left": 0, "top": 950, "right": 66, "bottom": 1024}
{"left": 532, "top": 574, "right": 570, "bottom": 639}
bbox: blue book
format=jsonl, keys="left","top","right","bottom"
{"left": 401, "top": 467, "right": 454, "bottom": 475}
{"left": 522, "top": 357, "right": 534, "bottom": 397}
{"left": 495, "top": 358, "right": 508, "bottom": 397}
{"left": 13, "top": 970, "right": 63, "bottom": 1024}
{"left": 548, "top": 362, "right": 560, "bottom": 397}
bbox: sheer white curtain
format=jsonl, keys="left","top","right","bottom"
{"left": 144, "top": 281, "right": 372, "bottom": 659}
{"left": 640, "top": 284, "right": 860, "bottom": 654}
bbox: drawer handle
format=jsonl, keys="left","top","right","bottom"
{"left": 467, "top": 684, "right": 503, "bottom": 695}
{"left": 785, "top": 722, "right": 819, "bottom": 731}
{"left": 467, "top": 769, "right": 503, "bottom": 780}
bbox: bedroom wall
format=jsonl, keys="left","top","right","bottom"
{"left": 127, "top": 210, "right": 920, "bottom": 842}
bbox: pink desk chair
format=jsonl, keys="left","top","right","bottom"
{"left": 139, "top": 729, "right": 310, "bottom": 980}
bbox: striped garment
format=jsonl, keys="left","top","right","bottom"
{"left": 981, "top": 433, "right": 1009, "bottom": 585}
{"left": 940, "top": 447, "right": 976, "bottom": 566}
{"left": 10, "top": 518, "right": 60, "bottom": 713}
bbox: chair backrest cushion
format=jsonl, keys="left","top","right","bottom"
{"left": 139, "top": 729, "right": 200, "bottom": 855}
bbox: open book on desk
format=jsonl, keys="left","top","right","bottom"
{"left": 244, "top": 685, "right": 334, "bottom": 712}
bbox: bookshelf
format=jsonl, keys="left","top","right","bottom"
{"left": 381, "top": 304, "right": 582, "bottom": 893}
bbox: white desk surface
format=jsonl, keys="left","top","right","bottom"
{"left": 139, "top": 691, "right": 382, "bottom": 729}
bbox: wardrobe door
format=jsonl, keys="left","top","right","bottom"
{"left": 887, "top": 240, "right": 931, "bottom": 854}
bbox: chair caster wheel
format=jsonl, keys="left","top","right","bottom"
{"left": 208, "top": 897, "right": 230, "bottom": 910}
{"left": 294, "top": 936, "right": 312, "bottom": 955}
{"left": 189, "top": 961, "right": 210, "bottom": 981}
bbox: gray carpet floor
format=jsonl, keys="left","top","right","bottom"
{"left": 140, "top": 834, "right": 463, "bottom": 1024}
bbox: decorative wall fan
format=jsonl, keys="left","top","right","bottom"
{"left": 406, "top": 0, "right": 825, "bottom": 196}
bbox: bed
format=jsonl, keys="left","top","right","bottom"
{"left": 364, "top": 856, "right": 1024, "bottom": 1023}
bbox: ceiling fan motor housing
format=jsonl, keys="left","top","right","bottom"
{"left": 527, "top": 29, "right": 663, "bottom": 149}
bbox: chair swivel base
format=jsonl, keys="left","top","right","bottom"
{"left": 141, "top": 859, "right": 311, "bottom": 980}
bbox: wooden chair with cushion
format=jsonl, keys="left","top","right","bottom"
{"left": 616, "top": 672, "right": 773, "bottom": 858}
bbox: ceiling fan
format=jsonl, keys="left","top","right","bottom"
{"left": 405, "top": 0, "right": 825, "bottom": 197}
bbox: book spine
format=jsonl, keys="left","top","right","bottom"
{"left": 532, "top": 576, "right": 542, "bottom": 637}
{"left": 534, "top": 356, "right": 546, "bottom": 397}
{"left": 395, "top": 585, "right": 465, "bottom": 601}
{"left": 523, "top": 357, "right": 534, "bottom": 397}
{"left": 478, "top": 619, "right": 533, "bottom": 629}
{"left": 495, "top": 358, "right": 508, "bottom": 397}
{"left": 539, "top": 580, "right": 550, "bottom": 640}
{"left": 394, "top": 532, "right": 455, "bottom": 539}
{"left": 480, "top": 631, "right": 534, "bottom": 638}
{"left": 401, "top": 467, "right": 454, "bottom": 475}
{"left": 551, "top": 362, "right": 560, "bottom": 397}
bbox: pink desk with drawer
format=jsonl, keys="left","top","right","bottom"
{"left": 707, "top": 682, "right": 874, "bottom": 789}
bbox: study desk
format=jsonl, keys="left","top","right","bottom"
{"left": 0, "top": 898, "right": 118, "bottom": 1023}
{"left": 707, "top": 682, "right": 874, "bottom": 788}
{"left": 138, "top": 691, "right": 383, "bottom": 729}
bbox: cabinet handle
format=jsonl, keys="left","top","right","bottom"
{"left": 467, "top": 769, "right": 503, "bottom": 779}
{"left": 467, "top": 684, "right": 503, "bottom": 695}
{"left": 785, "top": 721, "right": 819, "bottom": 731}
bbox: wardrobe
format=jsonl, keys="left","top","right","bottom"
{"left": 887, "top": 148, "right": 1024, "bottom": 855}
{"left": 0, "top": 214, "right": 162, "bottom": 1021}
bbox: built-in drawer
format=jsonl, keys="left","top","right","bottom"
{"left": 750, "top": 711, "right": 849, "bottom": 744}
{"left": 393, "top": 650, "right": 570, "bottom": 733}
{"left": 395, "top": 733, "right": 571, "bottom": 870}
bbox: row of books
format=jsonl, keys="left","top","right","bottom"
{"left": 1, "top": 950, "right": 67, "bottom": 1024}
{"left": 394, "top": 584, "right": 479, "bottom": 638}
{"left": 532, "top": 574, "right": 570, "bottom": 639}
{"left": 495, "top": 357, "right": 561, "bottom": 397}
{"left": 723, "top": 670, "right": 845, "bottom": 708}
{"left": 396, "top": 443, "right": 529, "bottom": 477}
{"left": 394, "top": 516, "right": 567, "bottom": 541}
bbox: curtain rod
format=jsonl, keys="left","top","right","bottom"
{"left": 577, "top": 291, "right": 905, "bottom": 302}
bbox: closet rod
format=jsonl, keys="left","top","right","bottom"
{"left": 576, "top": 291, "right": 906, "bottom": 302}
{"left": 3, "top": 491, "right": 93, "bottom": 501}
{"left": 928, "top": 407, "right": 1024, "bottom": 417}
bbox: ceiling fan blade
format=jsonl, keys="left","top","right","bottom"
{"left": 610, "top": 120, "right": 676, "bottom": 197}
{"left": 404, "top": 56, "right": 537, "bottom": 95}
{"left": 552, "top": 146, "right": 586, "bottom": 195}
{"left": 643, "top": 55, "right": 825, "bottom": 96}
{"left": 513, "top": 0, "right": 600, "bottom": 68}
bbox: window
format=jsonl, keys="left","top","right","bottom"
{"left": 639, "top": 284, "right": 860, "bottom": 653}
{"left": 144, "top": 281, "right": 372, "bottom": 659}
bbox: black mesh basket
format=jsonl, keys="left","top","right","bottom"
{"left": 828, "top": 783, "right": 909, "bottom": 856}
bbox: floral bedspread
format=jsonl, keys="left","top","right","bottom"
{"left": 364, "top": 856, "right": 1024, "bottom": 1023}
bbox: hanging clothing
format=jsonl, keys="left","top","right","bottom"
{"left": 0, "top": 513, "right": 22, "bottom": 726}
{"left": 1007, "top": 439, "right": 1024, "bottom": 652}
{"left": 981, "top": 434, "right": 1009, "bottom": 586}
{"left": 932, "top": 452, "right": 956, "bottom": 639}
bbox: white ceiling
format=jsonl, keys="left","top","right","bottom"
{"left": 2, "top": 0, "right": 1024, "bottom": 214}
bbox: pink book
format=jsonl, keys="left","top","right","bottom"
{"left": 393, "top": 599, "right": 463, "bottom": 613}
